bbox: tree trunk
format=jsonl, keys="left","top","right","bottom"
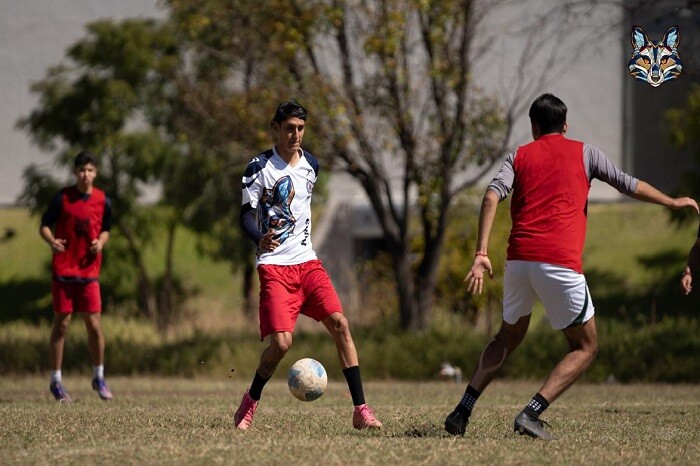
{"left": 413, "top": 214, "right": 449, "bottom": 330}
{"left": 391, "top": 244, "right": 418, "bottom": 330}
{"left": 158, "top": 220, "right": 177, "bottom": 331}
{"left": 117, "top": 218, "right": 157, "bottom": 320}
{"left": 242, "top": 259, "right": 256, "bottom": 316}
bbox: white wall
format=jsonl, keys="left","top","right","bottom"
{"left": 472, "top": 0, "right": 626, "bottom": 200}
{"left": 0, "top": 0, "right": 626, "bottom": 204}
{"left": 0, "top": 0, "right": 164, "bottom": 204}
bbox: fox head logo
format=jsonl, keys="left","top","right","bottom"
{"left": 628, "top": 25, "right": 682, "bottom": 87}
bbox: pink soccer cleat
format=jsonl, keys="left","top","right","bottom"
{"left": 352, "top": 404, "right": 382, "bottom": 430}
{"left": 234, "top": 390, "right": 259, "bottom": 431}
{"left": 92, "top": 378, "right": 113, "bottom": 400}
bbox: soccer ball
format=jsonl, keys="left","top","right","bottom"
{"left": 287, "top": 358, "right": 327, "bottom": 402}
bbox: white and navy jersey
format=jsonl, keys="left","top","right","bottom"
{"left": 241, "top": 146, "right": 319, "bottom": 266}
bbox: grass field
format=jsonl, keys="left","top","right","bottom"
{"left": 1, "top": 377, "right": 698, "bottom": 464}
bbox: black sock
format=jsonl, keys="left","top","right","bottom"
{"left": 524, "top": 392, "right": 550, "bottom": 418}
{"left": 456, "top": 385, "right": 481, "bottom": 417}
{"left": 248, "top": 372, "right": 271, "bottom": 401}
{"left": 343, "top": 366, "right": 366, "bottom": 406}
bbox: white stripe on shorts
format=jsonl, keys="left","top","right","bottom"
{"left": 502, "top": 260, "right": 595, "bottom": 330}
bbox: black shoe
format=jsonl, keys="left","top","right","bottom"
{"left": 444, "top": 409, "right": 469, "bottom": 436}
{"left": 514, "top": 411, "right": 557, "bottom": 440}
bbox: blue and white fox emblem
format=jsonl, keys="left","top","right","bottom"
{"left": 628, "top": 25, "right": 682, "bottom": 87}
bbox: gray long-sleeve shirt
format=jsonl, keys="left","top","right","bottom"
{"left": 488, "top": 144, "right": 638, "bottom": 201}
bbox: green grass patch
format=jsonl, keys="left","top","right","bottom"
{"left": 2, "top": 314, "right": 699, "bottom": 383}
{"left": 0, "top": 377, "right": 698, "bottom": 464}
{"left": 1, "top": 203, "right": 699, "bottom": 381}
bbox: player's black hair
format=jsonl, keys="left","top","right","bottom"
{"left": 271, "top": 100, "right": 308, "bottom": 125}
{"left": 74, "top": 150, "right": 98, "bottom": 168}
{"left": 528, "top": 93, "right": 567, "bottom": 134}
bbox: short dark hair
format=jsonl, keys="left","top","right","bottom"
{"left": 271, "top": 100, "right": 308, "bottom": 125}
{"left": 528, "top": 93, "right": 567, "bottom": 134}
{"left": 74, "top": 150, "right": 97, "bottom": 168}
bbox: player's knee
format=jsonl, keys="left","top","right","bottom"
{"left": 272, "top": 333, "right": 293, "bottom": 354}
{"left": 52, "top": 316, "right": 71, "bottom": 335}
{"left": 329, "top": 314, "right": 351, "bottom": 338}
{"left": 585, "top": 338, "right": 599, "bottom": 359}
{"left": 495, "top": 327, "right": 524, "bottom": 352}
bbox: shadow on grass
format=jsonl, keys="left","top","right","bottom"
{"left": 585, "top": 248, "right": 699, "bottom": 321}
{"left": 0, "top": 278, "right": 52, "bottom": 324}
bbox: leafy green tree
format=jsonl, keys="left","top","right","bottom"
{"left": 17, "top": 19, "right": 182, "bottom": 326}
{"left": 19, "top": 0, "right": 618, "bottom": 331}
{"left": 162, "top": 0, "right": 615, "bottom": 330}
{"left": 666, "top": 83, "right": 700, "bottom": 224}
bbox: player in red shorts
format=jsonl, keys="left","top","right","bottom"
{"left": 234, "top": 100, "right": 382, "bottom": 431}
{"left": 40, "top": 151, "right": 113, "bottom": 402}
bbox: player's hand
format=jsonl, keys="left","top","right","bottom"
{"left": 258, "top": 231, "right": 280, "bottom": 253}
{"left": 90, "top": 239, "right": 104, "bottom": 254}
{"left": 681, "top": 272, "right": 692, "bottom": 295}
{"left": 50, "top": 238, "right": 66, "bottom": 253}
{"left": 464, "top": 256, "right": 494, "bottom": 295}
{"left": 672, "top": 197, "right": 700, "bottom": 215}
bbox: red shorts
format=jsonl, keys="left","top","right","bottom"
{"left": 52, "top": 280, "right": 102, "bottom": 314}
{"left": 257, "top": 259, "right": 343, "bottom": 340}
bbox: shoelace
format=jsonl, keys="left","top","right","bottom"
{"left": 535, "top": 417, "right": 552, "bottom": 429}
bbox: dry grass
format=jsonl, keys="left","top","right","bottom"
{"left": 1, "top": 377, "right": 698, "bottom": 465}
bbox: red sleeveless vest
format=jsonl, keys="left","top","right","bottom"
{"left": 52, "top": 187, "right": 106, "bottom": 279}
{"left": 507, "top": 134, "right": 590, "bottom": 273}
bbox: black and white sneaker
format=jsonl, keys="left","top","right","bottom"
{"left": 514, "top": 411, "right": 557, "bottom": 440}
{"left": 444, "top": 409, "right": 469, "bottom": 436}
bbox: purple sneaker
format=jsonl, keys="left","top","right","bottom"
{"left": 49, "top": 381, "right": 72, "bottom": 402}
{"left": 92, "top": 378, "right": 113, "bottom": 400}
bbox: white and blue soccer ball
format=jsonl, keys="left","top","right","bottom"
{"left": 287, "top": 358, "right": 327, "bottom": 402}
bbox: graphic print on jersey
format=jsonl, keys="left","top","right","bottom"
{"left": 258, "top": 175, "right": 296, "bottom": 244}
{"left": 75, "top": 218, "right": 91, "bottom": 239}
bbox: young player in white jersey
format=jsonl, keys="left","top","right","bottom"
{"left": 234, "top": 100, "right": 382, "bottom": 431}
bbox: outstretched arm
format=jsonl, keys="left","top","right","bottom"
{"left": 681, "top": 226, "right": 700, "bottom": 295}
{"left": 464, "top": 189, "right": 499, "bottom": 295}
{"left": 632, "top": 180, "right": 699, "bottom": 214}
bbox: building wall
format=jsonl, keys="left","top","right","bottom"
{"left": 0, "top": 0, "right": 164, "bottom": 205}
{"left": 625, "top": 3, "right": 699, "bottom": 194}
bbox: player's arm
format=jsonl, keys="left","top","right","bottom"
{"left": 91, "top": 197, "right": 112, "bottom": 254}
{"left": 239, "top": 203, "right": 264, "bottom": 245}
{"left": 464, "top": 153, "right": 514, "bottom": 294}
{"left": 586, "top": 145, "right": 699, "bottom": 213}
{"left": 464, "top": 189, "right": 499, "bottom": 293}
{"left": 631, "top": 181, "right": 699, "bottom": 213}
{"left": 681, "top": 224, "right": 700, "bottom": 295}
{"left": 39, "top": 192, "right": 66, "bottom": 253}
{"left": 240, "top": 157, "right": 279, "bottom": 253}
{"left": 239, "top": 204, "right": 279, "bottom": 253}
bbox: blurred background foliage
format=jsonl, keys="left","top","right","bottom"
{"left": 1, "top": 0, "right": 699, "bottom": 379}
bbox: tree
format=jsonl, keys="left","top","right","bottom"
{"left": 666, "top": 83, "right": 700, "bottom": 224}
{"left": 19, "top": 0, "right": 621, "bottom": 331}
{"left": 162, "top": 0, "right": 620, "bottom": 330}
{"left": 17, "top": 19, "right": 183, "bottom": 327}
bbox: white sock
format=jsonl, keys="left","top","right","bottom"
{"left": 50, "top": 370, "right": 62, "bottom": 383}
{"left": 93, "top": 365, "right": 104, "bottom": 380}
